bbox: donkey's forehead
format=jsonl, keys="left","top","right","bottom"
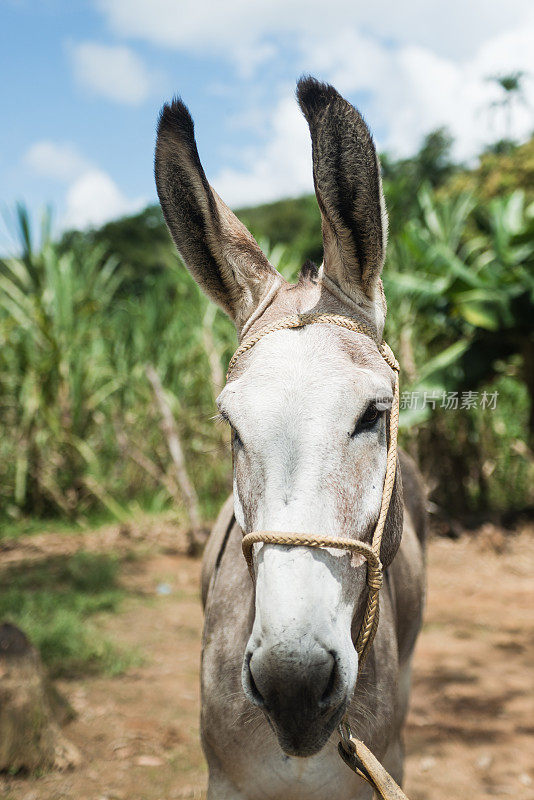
{"left": 220, "top": 324, "right": 393, "bottom": 414}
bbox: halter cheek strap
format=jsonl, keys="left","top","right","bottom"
{"left": 226, "top": 312, "right": 400, "bottom": 668}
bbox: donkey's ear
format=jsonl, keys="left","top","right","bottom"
{"left": 297, "top": 77, "right": 387, "bottom": 322}
{"left": 155, "top": 98, "right": 281, "bottom": 328}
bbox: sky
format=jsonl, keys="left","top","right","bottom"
{"left": 1, "top": 0, "right": 533, "bottom": 251}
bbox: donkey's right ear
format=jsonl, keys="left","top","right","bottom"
{"left": 155, "top": 98, "right": 282, "bottom": 328}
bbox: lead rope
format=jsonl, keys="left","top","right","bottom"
{"left": 228, "top": 313, "right": 409, "bottom": 800}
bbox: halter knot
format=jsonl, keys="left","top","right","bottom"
{"left": 367, "top": 567, "right": 383, "bottom": 592}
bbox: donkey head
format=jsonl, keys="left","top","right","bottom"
{"left": 155, "top": 77, "right": 402, "bottom": 758}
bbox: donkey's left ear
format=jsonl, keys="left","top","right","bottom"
{"left": 155, "top": 97, "right": 282, "bottom": 329}
{"left": 297, "top": 77, "right": 388, "bottom": 331}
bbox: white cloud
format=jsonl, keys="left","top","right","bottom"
{"left": 213, "top": 94, "right": 312, "bottom": 207}
{"left": 97, "top": 0, "right": 533, "bottom": 64}
{"left": 24, "top": 141, "right": 145, "bottom": 230}
{"left": 70, "top": 41, "right": 160, "bottom": 104}
{"left": 204, "top": 20, "right": 534, "bottom": 207}
{"left": 94, "top": 0, "right": 534, "bottom": 206}
{"left": 24, "top": 141, "right": 92, "bottom": 182}
{"left": 304, "top": 19, "right": 534, "bottom": 160}
{"left": 64, "top": 168, "right": 145, "bottom": 229}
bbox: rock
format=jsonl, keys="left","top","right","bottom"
{"left": 0, "top": 623, "right": 81, "bottom": 773}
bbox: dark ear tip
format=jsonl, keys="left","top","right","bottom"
{"left": 296, "top": 75, "right": 340, "bottom": 119}
{"left": 156, "top": 96, "right": 195, "bottom": 143}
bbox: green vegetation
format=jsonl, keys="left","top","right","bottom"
{"left": 1, "top": 206, "right": 233, "bottom": 525}
{"left": 443, "top": 137, "right": 534, "bottom": 201}
{"left": 0, "top": 552, "right": 138, "bottom": 676}
{"left": 1, "top": 133, "right": 533, "bottom": 528}
{"left": 383, "top": 188, "right": 534, "bottom": 514}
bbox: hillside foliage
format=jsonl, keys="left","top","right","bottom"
{"left": 1, "top": 133, "right": 533, "bottom": 530}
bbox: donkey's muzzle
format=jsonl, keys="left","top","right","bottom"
{"left": 243, "top": 641, "right": 346, "bottom": 756}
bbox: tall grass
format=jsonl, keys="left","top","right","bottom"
{"left": 1, "top": 194, "right": 532, "bottom": 529}
{"left": 0, "top": 207, "right": 231, "bottom": 525}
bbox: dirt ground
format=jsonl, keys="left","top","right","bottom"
{"left": 1, "top": 524, "right": 533, "bottom": 800}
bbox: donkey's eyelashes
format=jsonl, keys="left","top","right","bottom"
{"left": 216, "top": 408, "right": 244, "bottom": 448}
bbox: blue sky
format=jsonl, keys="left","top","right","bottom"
{"left": 1, "top": 0, "right": 533, "bottom": 251}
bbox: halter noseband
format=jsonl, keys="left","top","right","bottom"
{"left": 226, "top": 312, "right": 400, "bottom": 668}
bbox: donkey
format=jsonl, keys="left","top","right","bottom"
{"left": 155, "top": 76, "right": 426, "bottom": 800}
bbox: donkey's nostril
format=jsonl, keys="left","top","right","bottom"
{"left": 243, "top": 651, "right": 266, "bottom": 708}
{"left": 321, "top": 661, "right": 337, "bottom": 704}
{"left": 320, "top": 658, "right": 338, "bottom": 706}
{"left": 244, "top": 643, "right": 342, "bottom": 717}
{"left": 248, "top": 667, "right": 265, "bottom": 707}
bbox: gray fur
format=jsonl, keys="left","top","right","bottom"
{"left": 154, "top": 77, "right": 427, "bottom": 800}
{"left": 200, "top": 273, "right": 427, "bottom": 797}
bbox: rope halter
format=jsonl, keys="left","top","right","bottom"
{"left": 226, "top": 312, "right": 400, "bottom": 668}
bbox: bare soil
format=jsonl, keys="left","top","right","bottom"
{"left": 1, "top": 524, "right": 533, "bottom": 800}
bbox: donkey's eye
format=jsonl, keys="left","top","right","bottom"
{"left": 351, "top": 404, "right": 382, "bottom": 436}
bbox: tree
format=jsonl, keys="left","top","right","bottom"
{"left": 487, "top": 70, "right": 529, "bottom": 148}
{"left": 382, "top": 128, "right": 458, "bottom": 235}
